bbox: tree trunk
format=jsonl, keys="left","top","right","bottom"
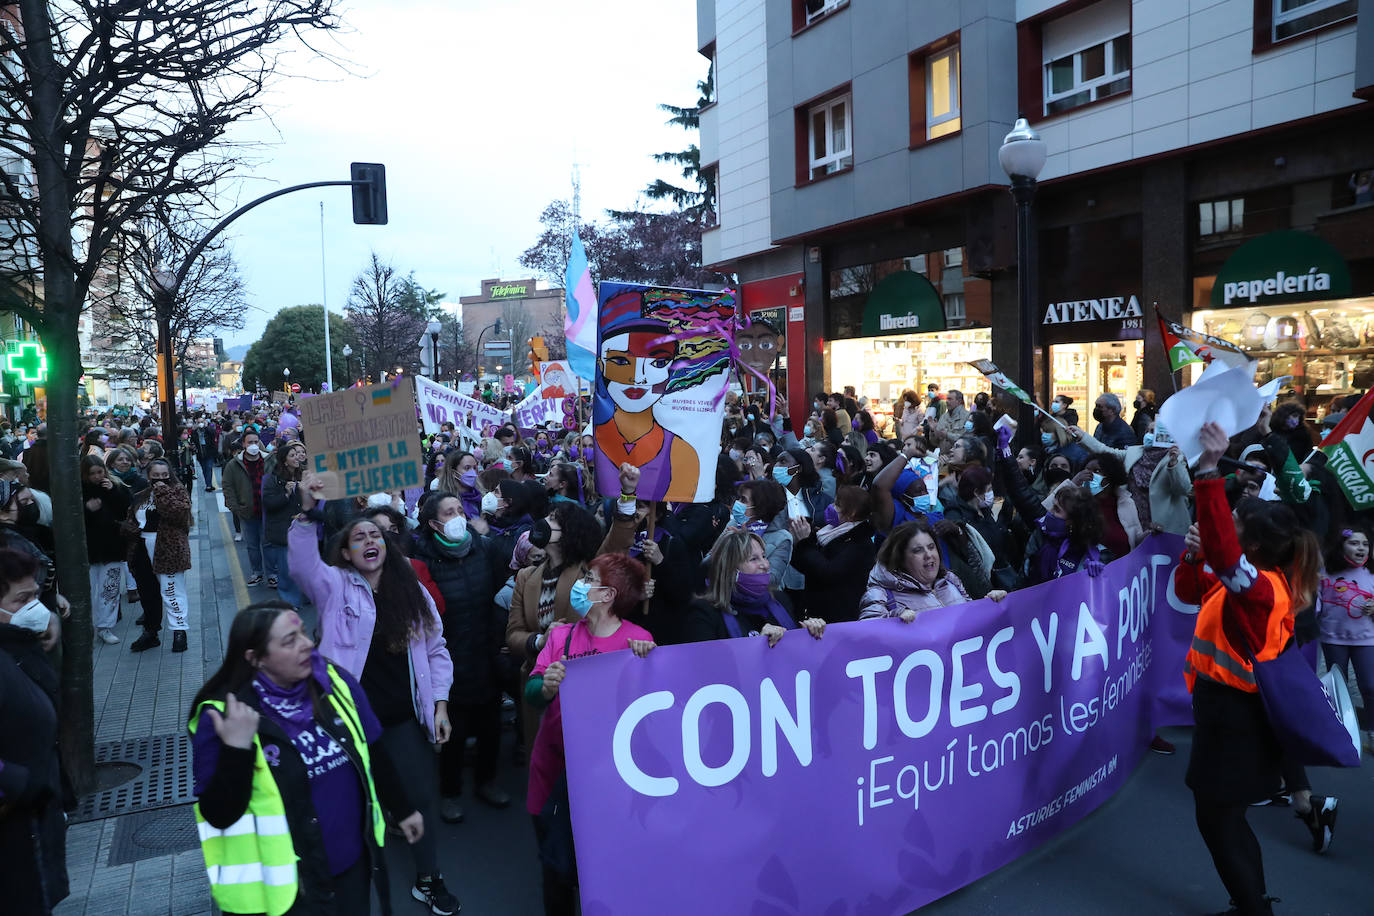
{"left": 21, "top": 0, "right": 96, "bottom": 794}
{"left": 44, "top": 324, "right": 96, "bottom": 794}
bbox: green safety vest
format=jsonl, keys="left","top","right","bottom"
{"left": 189, "top": 663, "right": 385, "bottom": 916}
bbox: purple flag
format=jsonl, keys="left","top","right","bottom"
{"left": 560, "top": 535, "right": 1197, "bottom": 915}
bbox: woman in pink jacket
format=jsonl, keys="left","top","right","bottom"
{"left": 290, "top": 474, "right": 461, "bottom": 916}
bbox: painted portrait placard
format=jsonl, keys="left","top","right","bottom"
{"left": 593, "top": 282, "right": 737, "bottom": 502}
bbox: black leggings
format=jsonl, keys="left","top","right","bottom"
{"left": 330, "top": 854, "right": 374, "bottom": 916}
{"left": 439, "top": 699, "right": 501, "bottom": 796}
{"left": 530, "top": 815, "right": 577, "bottom": 916}
{"left": 376, "top": 719, "right": 441, "bottom": 878}
{"left": 1194, "top": 797, "right": 1272, "bottom": 915}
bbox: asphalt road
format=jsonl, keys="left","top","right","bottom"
{"left": 360, "top": 723, "right": 1372, "bottom": 916}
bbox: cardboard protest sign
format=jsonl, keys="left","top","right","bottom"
{"left": 593, "top": 283, "right": 736, "bottom": 502}
{"left": 539, "top": 360, "right": 575, "bottom": 400}
{"left": 561, "top": 535, "right": 1196, "bottom": 915}
{"left": 300, "top": 378, "right": 424, "bottom": 500}
{"left": 414, "top": 374, "right": 507, "bottom": 436}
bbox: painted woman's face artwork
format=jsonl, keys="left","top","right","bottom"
{"left": 600, "top": 331, "right": 675, "bottom": 414}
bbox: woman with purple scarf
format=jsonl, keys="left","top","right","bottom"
{"left": 682, "top": 529, "right": 826, "bottom": 645}
{"left": 188, "top": 601, "right": 418, "bottom": 916}
{"left": 1023, "top": 484, "right": 1112, "bottom": 585}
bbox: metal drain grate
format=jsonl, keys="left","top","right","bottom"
{"left": 71, "top": 733, "right": 195, "bottom": 824}
{"left": 108, "top": 804, "right": 201, "bottom": 865}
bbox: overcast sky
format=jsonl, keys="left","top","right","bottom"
{"left": 216, "top": 0, "right": 707, "bottom": 349}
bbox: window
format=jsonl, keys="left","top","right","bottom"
{"left": 904, "top": 255, "right": 928, "bottom": 274}
{"left": 926, "top": 47, "right": 961, "bottom": 140}
{"left": 808, "top": 94, "right": 852, "bottom": 180}
{"left": 1272, "top": 0, "right": 1356, "bottom": 41}
{"left": 702, "top": 164, "right": 719, "bottom": 228}
{"left": 943, "top": 293, "right": 966, "bottom": 325}
{"left": 802, "top": 0, "right": 847, "bottom": 27}
{"left": 1044, "top": 33, "right": 1130, "bottom": 114}
{"left": 943, "top": 247, "right": 963, "bottom": 268}
{"left": 1199, "top": 198, "right": 1245, "bottom": 237}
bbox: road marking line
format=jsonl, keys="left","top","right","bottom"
{"left": 217, "top": 509, "right": 251, "bottom": 611}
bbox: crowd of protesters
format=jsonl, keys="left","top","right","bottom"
{"left": 5, "top": 375, "right": 1372, "bottom": 916}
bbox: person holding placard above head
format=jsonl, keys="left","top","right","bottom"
{"left": 290, "top": 473, "right": 462, "bottom": 916}
{"left": 1175, "top": 421, "right": 1330, "bottom": 916}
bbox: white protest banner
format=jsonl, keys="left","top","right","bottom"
{"left": 1157, "top": 363, "right": 1264, "bottom": 465}
{"left": 512, "top": 389, "right": 566, "bottom": 431}
{"left": 414, "top": 374, "right": 506, "bottom": 436}
{"left": 300, "top": 378, "right": 425, "bottom": 500}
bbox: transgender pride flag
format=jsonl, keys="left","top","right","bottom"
{"left": 564, "top": 231, "right": 597, "bottom": 382}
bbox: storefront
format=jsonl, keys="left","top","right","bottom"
{"left": 824, "top": 253, "right": 992, "bottom": 428}
{"left": 1190, "top": 230, "right": 1364, "bottom": 419}
{"left": 1042, "top": 296, "right": 1145, "bottom": 410}
{"left": 1036, "top": 214, "right": 1145, "bottom": 413}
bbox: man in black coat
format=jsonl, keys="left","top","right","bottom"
{"left": 1092, "top": 393, "right": 1138, "bottom": 450}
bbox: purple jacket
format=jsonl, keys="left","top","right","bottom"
{"left": 288, "top": 520, "right": 453, "bottom": 741}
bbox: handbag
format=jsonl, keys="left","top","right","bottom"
{"left": 537, "top": 623, "right": 579, "bottom": 880}
{"left": 1245, "top": 639, "right": 1361, "bottom": 768}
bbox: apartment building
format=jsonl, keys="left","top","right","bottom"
{"left": 698, "top": 0, "right": 1374, "bottom": 428}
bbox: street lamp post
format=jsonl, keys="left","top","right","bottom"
{"left": 342, "top": 344, "right": 353, "bottom": 387}
{"left": 426, "top": 318, "right": 441, "bottom": 380}
{"left": 150, "top": 265, "right": 179, "bottom": 471}
{"left": 999, "top": 117, "right": 1048, "bottom": 401}
{"left": 283, "top": 366, "right": 290, "bottom": 395}
{"left": 473, "top": 318, "right": 503, "bottom": 380}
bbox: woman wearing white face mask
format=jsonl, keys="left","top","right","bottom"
{"left": 411, "top": 494, "right": 511, "bottom": 824}
{"left": 0, "top": 548, "right": 68, "bottom": 914}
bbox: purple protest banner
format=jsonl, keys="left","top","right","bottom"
{"left": 560, "top": 534, "right": 1197, "bottom": 915}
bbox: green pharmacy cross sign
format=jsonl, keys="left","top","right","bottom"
{"left": 6, "top": 342, "right": 48, "bottom": 384}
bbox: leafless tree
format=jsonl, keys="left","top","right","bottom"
{"left": 91, "top": 206, "right": 249, "bottom": 404}
{"left": 344, "top": 251, "right": 431, "bottom": 378}
{"left": 0, "top": 0, "right": 344, "bottom": 791}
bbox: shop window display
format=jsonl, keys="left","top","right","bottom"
{"left": 1192, "top": 297, "right": 1374, "bottom": 416}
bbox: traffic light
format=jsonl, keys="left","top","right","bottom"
{"left": 527, "top": 337, "right": 541, "bottom": 376}
{"left": 350, "top": 162, "right": 388, "bottom": 225}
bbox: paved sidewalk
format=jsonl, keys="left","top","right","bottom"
{"left": 56, "top": 486, "right": 248, "bottom": 916}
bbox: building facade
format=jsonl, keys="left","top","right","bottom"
{"left": 698, "top": 0, "right": 1374, "bottom": 429}
{"left": 458, "top": 278, "right": 565, "bottom": 377}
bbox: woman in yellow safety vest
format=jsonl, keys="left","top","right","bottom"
{"left": 1174, "top": 422, "right": 1324, "bottom": 916}
{"left": 188, "top": 601, "right": 422, "bottom": 916}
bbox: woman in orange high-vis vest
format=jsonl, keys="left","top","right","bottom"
{"left": 1174, "top": 422, "right": 1324, "bottom": 916}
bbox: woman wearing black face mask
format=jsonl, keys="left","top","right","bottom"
{"left": 0, "top": 480, "right": 58, "bottom": 610}
{"left": 1130, "top": 389, "right": 1158, "bottom": 444}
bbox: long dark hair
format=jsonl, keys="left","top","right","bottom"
{"left": 876, "top": 518, "right": 946, "bottom": 580}
{"left": 327, "top": 517, "right": 435, "bottom": 652}
{"left": 1235, "top": 498, "right": 1321, "bottom": 608}
{"left": 188, "top": 601, "right": 301, "bottom": 722}
{"left": 549, "top": 501, "right": 601, "bottom": 574}
{"left": 1325, "top": 524, "right": 1373, "bottom": 573}
{"left": 1055, "top": 485, "right": 1103, "bottom": 549}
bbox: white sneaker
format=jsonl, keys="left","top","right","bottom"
{"left": 97, "top": 628, "right": 120, "bottom": 645}
{"left": 233, "top": 533, "right": 243, "bottom": 542}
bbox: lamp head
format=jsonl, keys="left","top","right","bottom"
{"left": 151, "top": 262, "right": 177, "bottom": 295}
{"left": 342, "top": 344, "right": 352, "bottom": 356}
{"left": 998, "top": 117, "right": 1047, "bottom": 182}
{"left": 426, "top": 318, "right": 442, "bottom": 335}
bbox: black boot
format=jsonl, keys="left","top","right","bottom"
{"left": 130, "top": 631, "right": 160, "bottom": 653}
{"left": 172, "top": 631, "right": 187, "bottom": 653}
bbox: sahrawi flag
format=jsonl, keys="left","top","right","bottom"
{"left": 1154, "top": 307, "right": 1250, "bottom": 371}
{"left": 1157, "top": 314, "right": 1203, "bottom": 372}
{"left": 968, "top": 359, "right": 1033, "bottom": 405}
{"left": 563, "top": 231, "right": 597, "bottom": 383}
{"left": 1320, "top": 388, "right": 1374, "bottom": 510}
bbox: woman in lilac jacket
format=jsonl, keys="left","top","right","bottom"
{"left": 290, "top": 473, "right": 462, "bottom": 916}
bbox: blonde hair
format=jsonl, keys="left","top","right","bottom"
{"left": 701, "top": 530, "right": 767, "bottom": 611}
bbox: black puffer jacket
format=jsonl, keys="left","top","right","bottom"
{"left": 412, "top": 533, "right": 506, "bottom": 704}
{"left": 789, "top": 521, "right": 877, "bottom": 623}
{"left": 261, "top": 472, "right": 303, "bottom": 547}
{"left": 83, "top": 480, "right": 130, "bottom": 564}
{"left": 0, "top": 625, "right": 67, "bottom": 914}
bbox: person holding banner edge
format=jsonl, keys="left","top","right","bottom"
{"left": 1176, "top": 421, "right": 1330, "bottom": 916}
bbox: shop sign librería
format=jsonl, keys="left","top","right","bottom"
{"left": 1040, "top": 294, "right": 1144, "bottom": 345}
